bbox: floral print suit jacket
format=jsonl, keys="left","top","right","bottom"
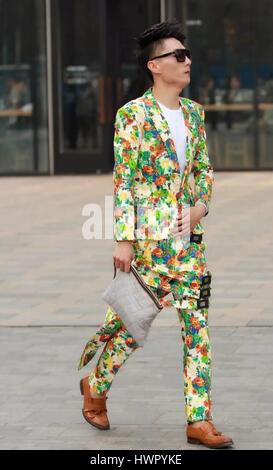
{"left": 113, "top": 87, "right": 214, "bottom": 243}
{"left": 112, "top": 87, "right": 214, "bottom": 286}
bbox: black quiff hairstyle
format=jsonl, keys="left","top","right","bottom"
{"left": 134, "top": 19, "right": 186, "bottom": 83}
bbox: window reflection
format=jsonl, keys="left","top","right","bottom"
{"left": 62, "top": 67, "right": 100, "bottom": 150}
{"left": 0, "top": 0, "right": 48, "bottom": 174}
{"left": 186, "top": 0, "right": 255, "bottom": 169}
{"left": 257, "top": 0, "right": 273, "bottom": 168}
{"left": 59, "top": 0, "right": 102, "bottom": 152}
{"left": 117, "top": 0, "right": 160, "bottom": 106}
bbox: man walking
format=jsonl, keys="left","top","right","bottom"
{"left": 78, "top": 20, "right": 233, "bottom": 449}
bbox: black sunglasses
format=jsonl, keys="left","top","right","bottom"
{"left": 149, "top": 48, "right": 191, "bottom": 62}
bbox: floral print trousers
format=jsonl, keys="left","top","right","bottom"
{"left": 77, "top": 279, "right": 213, "bottom": 424}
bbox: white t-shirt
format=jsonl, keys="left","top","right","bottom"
{"left": 158, "top": 101, "right": 187, "bottom": 175}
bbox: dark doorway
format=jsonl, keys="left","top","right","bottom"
{"left": 51, "top": 0, "right": 160, "bottom": 174}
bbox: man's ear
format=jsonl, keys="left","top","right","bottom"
{"left": 147, "top": 60, "right": 160, "bottom": 77}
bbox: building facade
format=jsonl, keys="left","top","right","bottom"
{"left": 0, "top": 0, "right": 272, "bottom": 175}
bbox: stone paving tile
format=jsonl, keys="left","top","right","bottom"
{"left": 0, "top": 325, "right": 273, "bottom": 450}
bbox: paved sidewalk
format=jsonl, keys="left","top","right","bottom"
{"left": 1, "top": 173, "right": 273, "bottom": 450}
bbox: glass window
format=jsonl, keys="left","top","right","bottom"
{"left": 257, "top": 0, "right": 273, "bottom": 169}
{"left": 59, "top": 0, "right": 102, "bottom": 152}
{"left": 185, "top": 0, "right": 256, "bottom": 169}
{"left": 0, "top": 0, "right": 48, "bottom": 174}
{"left": 117, "top": 0, "right": 161, "bottom": 106}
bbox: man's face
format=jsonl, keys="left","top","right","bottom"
{"left": 147, "top": 37, "right": 191, "bottom": 88}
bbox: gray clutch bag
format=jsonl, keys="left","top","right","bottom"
{"left": 102, "top": 262, "right": 163, "bottom": 347}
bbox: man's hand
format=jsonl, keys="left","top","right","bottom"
{"left": 172, "top": 205, "right": 206, "bottom": 236}
{"left": 113, "top": 241, "right": 135, "bottom": 273}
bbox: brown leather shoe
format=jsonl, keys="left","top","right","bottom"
{"left": 186, "top": 420, "right": 234, "bottom": 449}
{"left": 80, "top": 376, "right": 110, "bottom": 430}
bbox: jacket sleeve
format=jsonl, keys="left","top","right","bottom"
{"left": 113, "top": 105, "right": 141, "bottom": 241}
{"left": 192, "top": 105, "right": 214, "bottom": 217}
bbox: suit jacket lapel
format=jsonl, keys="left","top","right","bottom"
{"left": 141, "top": 87, "right": 192, "bottom": 181}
